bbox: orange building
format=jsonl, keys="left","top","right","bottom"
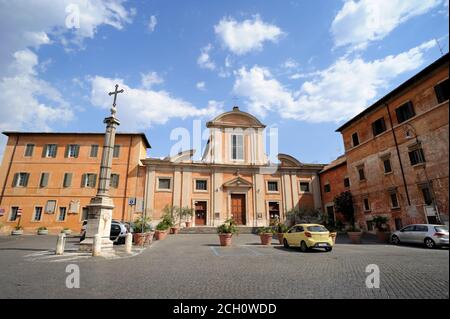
{"left": 336, "top": 53, "right": 449, "bottom": 231}
{"left": 0, "top": 132, "right": 150, "bottom": 233}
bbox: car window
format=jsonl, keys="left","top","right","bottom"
{"left": 414, "top": 225, "right": 428, "bottom": 232}
{"left": 434, "top": 226, "right": 448, "bottom": 233}
{"left": 297, "top": 226, "right": 304, "bottom": 232}
{"left": 402, "top": 226, "right": 415, "bottom": 232}
{"left": 111, "top": 225, "right": 121, "bottom": 231}
{"left": 307, "top": 225, "right": 328, "bottom": 232}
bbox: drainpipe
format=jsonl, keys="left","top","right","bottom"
{"left": 385, "top": 103, "right": 411, "bottom": 205}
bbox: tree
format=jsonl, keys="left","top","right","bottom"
{"left": 333, "top": 191, "right": 355, "bottom": 226}
{"left": 286, "top": 207, "right": 323, "bottom": 225}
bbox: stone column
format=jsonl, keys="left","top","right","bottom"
{"left": 79, "top": 115, "right": 120, "bottom": 252}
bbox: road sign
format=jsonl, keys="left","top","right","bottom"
{"left": 128, "top": 197, "right": 136, "bottom": 206}
{"left": 17, "top": 208, "right": 23, "bottom": 216}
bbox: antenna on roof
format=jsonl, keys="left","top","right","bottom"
{"left": 232, "top": 96, "right": 239, "bottom": 109}
{"left": 435, "top": 38, "right": 444, "bottom": 56}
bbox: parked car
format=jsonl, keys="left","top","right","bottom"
{"left": 79, "top": 220, "right": 129, "bottom": 244}
{"left": 283, "top": 224, "right": 334, "bottom": 252}
{"left": 391, "top": 224, "right": 449, "bottom": 248}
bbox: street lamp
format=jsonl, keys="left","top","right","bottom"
{"left": 403, "top": 123, "right": 442, "bottom": 224}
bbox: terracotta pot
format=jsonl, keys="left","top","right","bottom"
{"left": 133, "top": 232, "right": 147, "bottom": 246}
{"left": 347, "top": 231, "right": 362, "bottom": 244}
{"left": 170, "top": 227, "right": 179, "bottom": 234}
{"left": 376, "top": 231, "right": 390, "bottom": 243}
{"left": 11, "top": 230, "right": 23, "bottom": 236}
{"left": 145, "top": 232, "right": 154, "bottom": 245}
{"left": 329, "top": 232, "right": 337, "bottom": 245}
{"left": 37, "top": 229, "right": 48, "bottom": 235}
{"left": 219, "top": 233, "right": 232, "bottom": 246}
{"left": 260, "top": 233, "right": 273, "bottom": 245}
{"left": 155, "top": 230, "right": 168, "bottom": 240}
{"left": 277, "top": 233, "right": 285, "bottom": 245}
{"left": 185, "top": 221, "right": 192, "bottom": 228}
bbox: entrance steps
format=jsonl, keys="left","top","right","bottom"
{"left": 178, "top": 226, "right": 258, "bottom": 234}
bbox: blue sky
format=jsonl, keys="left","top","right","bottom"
{"left": 0, "top": 0, "right": 448, "bottom": 163}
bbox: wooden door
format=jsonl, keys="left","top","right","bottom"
{"left": 231, "top": 194, "right": 246, "bottom": 225}
{"left": 195, "top": 201, "right": 207, "bottom": 226}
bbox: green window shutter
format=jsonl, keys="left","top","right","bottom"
{"left": 42, "top": 145, "right": 47, "bottom": 157}
{"left": 81, "top": 174, "right": 86, "bottom": 188}
{"left": 53, "top": 145, "right": 58, "bottom": 158}
{"left": 64, "top": 145, "right": 69, "bottom": 158}
{"left": 64, "top": 173, "right": 72, "bottom": 187}
{"left": 12, "top": 173, "right": 18, "bottom": 187}
{"left": 74, "top": 145, "right": 80, "bottom": 158}
{"left": 40, "top": 173, "right": 49, "bottom": 187}
{"left": 24, "top": 173, "right": 30, "bottom": 187}
{"left": 92, "top": 174, "right": 97, "bottom": 187}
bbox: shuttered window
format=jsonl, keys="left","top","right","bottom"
{"left": 395, "top": 101, "right": 415, "bottom": 123}
{"left": 231, "top": 134, "right": 244, "bottom": 160}
{"left": 39, "top": 172, "right": 49, "bottom": 188}
{"left": 434, "top": 78, "right": 449, "bottom": 103}
{"left": 24, "top": 144, "right": 34, "bottom": 157}
{"left": 372, "top": 117, "right": 386, "bottom": 136}
{"left": 81, "top": 173, "right": 97, "bottom": 188}
{"left": 113, "top": 145, "right": 120, "bottom": 158}
{"left": 65, "top": 144, "right": 80, "bottom": 158}
{"left": 90, "top": 144, "right": 99, "bottom": 157}
{"left": 43, "top": 144, "right": 57, "bottom": 158}
{"left": 63, "top": 173, "right": 72, "bottom": 188}
{"left": 110, "top": 174, "right": 119, "bottom": 188}
{"left": 267, "top": 181, "right": 278, "bottom": 192}
{"left": 13, "top": 172, "right": 30, "bottom": 187}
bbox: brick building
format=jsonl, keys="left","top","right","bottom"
{"left": 0, "top": 132, "right": 150, "bottom": 233}
{"left": 336, "top": 53, "right": 449, "bottom": 231}
{"left": 318, "top": 155, "right": 349, "bottom": 225}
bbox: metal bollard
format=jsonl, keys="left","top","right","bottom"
{"left": 92, "top": 234, "right": 102, "bottom": 257}
{"left": 56, "top": 233, "right": 66, "bottom": 255}
{"left": 125, "top": 233, "right": 133, "bottom": 254}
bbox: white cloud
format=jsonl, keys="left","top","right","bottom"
{"left": 214, "top": 15, "right": 284, "bottom": 55}
{"left": 331, "top": 0, "right": 442, "bottom": 50}
{"left": 233, "top": 40, "right": 436, "bottom": 122}
{"left": 282, "top": 58, "right": 298, "bottom": 69}
{"left": 148, "top": 15, "right": 157, "bottom": 32}
{"left": 90, "top": 76, "right": 223, "bottom": 129}
{"left": 196, "top": 81, "right": 206, "bottom": 91}
{"left": 197, "top": 44, "right": 216, "bottom": 70}
{"left": 141, "top": 71, "right": 164, "bottom": 89}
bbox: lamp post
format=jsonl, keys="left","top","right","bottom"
{"left": 403, "top": 123, "right": 441, "bottom": 224}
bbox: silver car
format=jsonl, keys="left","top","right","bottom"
{"left": 391, "top": 224, "right": 449, "bottom": 248}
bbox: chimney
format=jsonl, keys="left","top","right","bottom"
{"left": 232, "top": 106, "right": 239, "bottom": 111}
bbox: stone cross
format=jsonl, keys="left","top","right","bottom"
{"left": 108, "top": 84, "right": 124, "bottom": 115}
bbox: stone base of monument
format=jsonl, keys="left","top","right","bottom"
{"left": 79, "top": 237, "right": 114, "bottom": 253}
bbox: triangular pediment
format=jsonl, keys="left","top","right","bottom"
{"left": 222, "top": 176, "right": 253, "bottom": 188}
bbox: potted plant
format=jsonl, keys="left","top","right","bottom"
{"left": 179, "top": 206, "right": 194, "bottom": 229}
{"left": 217, "top": 218, "right": 238, "bottom": 246}
{"left": 334, "top": 191, "right": 362, "bottom": 244}
{"left": 372, "top": 215, "right": 390, "bottom": 243}
{"left": 162, "top": 205, "right": 180, "bottom": 234}
{"left": 276, "top": 223, "right": 289, "bottom": 245}
{"left": 61, "top": 227, "right": 72, "bottom": 235}
{"left": 257, "top": 226, "right": 275, "bottom": 245}
{"left": 325, "top": 224, "right": 338, "bottom": 245}
{"left": 155, "top": 214, "right": 172, "bottom": 240}
{"left": 133, "top": 216, "right": 153, "bottom": 246}
{"left": 37, "top": 226, "right": 48, "bottom": 235}
{"left": 11, "top": 225, "right": 23, "bottom": 236}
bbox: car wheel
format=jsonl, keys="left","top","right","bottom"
{"left": 283, "top": 238, "right": 290, "bottom": 248}
{"left": 424, "top": 238, "right": 436, "bottom": 249}
{"left": 325, "top": 247, "right": 332, "bottom": 252}
{"left": 391, "top": 235, "right": 400, "bottom": 245}
{"left": 300, "top": 241, "right": 308, "bottom": 252}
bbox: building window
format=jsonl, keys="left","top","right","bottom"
{"left": 434, "top": 78, "right": 449, "bottom": 103}
{"left": 299, "top": 182, "right": 310, "bottom": 192}
{"left": 372, "top": 117, "right": 386, "bottom": 136}
{"left": 24, "top": 144, "right": 34, "bottom": 157}
{"left": 383, "top": 158, "right": 392, "bottom": 173}
{"left": 231, "top": 134, "right": 244, "bottom": 160}
{"left": 324, "top": 184, "right": 331, "bottom": 193}
{"left": 395, "top": 218, "right": 403, "bottom": 231}
{"left": 63, "top": 173, "right": 72, "bottom": 188}
{"left": 43, "top": 144, "right": 57, "bottom": 158}
{"left": 357, "top": 166, "right": 366, "bottom": 181}
{"left": 58, "top": 207, "right": 67, "bottom": 221}
{"left": 33, "top": 207, "right": 43, "bottom": 221}
{"left": 267, "top": 181, "right": 279, "bottom": 192}
{"left": 110, "top": 174, "right": 120, "bottom": 188}
{"left": 90, "top": 144, "right": 99, "bottom": 157}
{"left": 268, "top": 202, "right": 280, "bottom": 223}
{"left": 408, "top": 147, "right": 425, "bottom": 166}
{"left": 81, "top": 207, "right": 89, "bottom": 221}
{"left": 390, "top": 192, "right": 399, "bottom": 208}
{"left": 366, "top": 220, "right": 374, "bottom": 231}
{"left": 65, "top": 144, "right": 80, "bottom": 158}
{"left": 351, "top": 132, "right": 360, "bottom": 147}
{"left": 363, "top": 197, "right": 370, "bottom": 211}
{"left": 158, "top": 178, "right": 171, "bottom": 190}
{"left": 13, "top": 172, "right": 30, "bottom": 187}
{"left": 39, "top": 172, "right": 50, "bottom": 188}
{"left": 45, "top": 200, "right": 57, "bottom": 214}
{"left": 113, "top": 145, "right": 120, "bottom": 158}
{"left": 395, "top": 101, "right": 415, "bottom": 123}
{"left": 195, "top": 179, "right": 207, "bottom": 191}
{"left": 344, "top": 177, "right": 350, "bottom": 188}
{"left": 9, "top": 207, "right": 19, "bottom": 221}
{"left": 421, "top": 186, "right": 433, "bottom": 206}
{"left": 82, "top": 173, "right": 97, "bottom": 188}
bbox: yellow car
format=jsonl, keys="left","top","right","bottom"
{"left": 283, "top": 224, "right": 334, "bottom": 252}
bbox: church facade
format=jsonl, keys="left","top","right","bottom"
{"left": 142, "top": 106, "right": 324, "bottom": 227}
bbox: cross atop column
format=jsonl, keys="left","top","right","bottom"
{"left": 108, "top": 84, "right": 124, "bottom": 116}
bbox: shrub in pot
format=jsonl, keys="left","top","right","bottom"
{"left": 217, "top": 218, "right": 238, "bottom": 246}
{"left": 274, "top": 223, "right": 288, "bottom": 244}
{"left": 61, "top": 227, "right": 72, "bottom": 235}
{"left": 155, "top": 216, "right": 171, "bottom": 240}
{"left": 11, "top": 225, "right": 23, "bottom": 236}
{"left": 133, "top": 216, "right": 153, "bottom": 246}
{"left": 257, "top": 226, "right": 275, "bottom": 245}
{"left": 162, "top": 205, "right": 179, "bottom": 234}
{"left": 372, "top": 215, "right": 390, "bottom": 243}
{"left": 347, "top": 224, "right": 362, "bottom": 244}
{"left": 178, "top": 206, "right": 194, "bottom": 229}
{"left": 37, "top": 226, "right": 48, "bottom": 235}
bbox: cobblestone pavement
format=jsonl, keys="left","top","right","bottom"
{"left": 0, "top": 234, "right": 448, "bottom": 299}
